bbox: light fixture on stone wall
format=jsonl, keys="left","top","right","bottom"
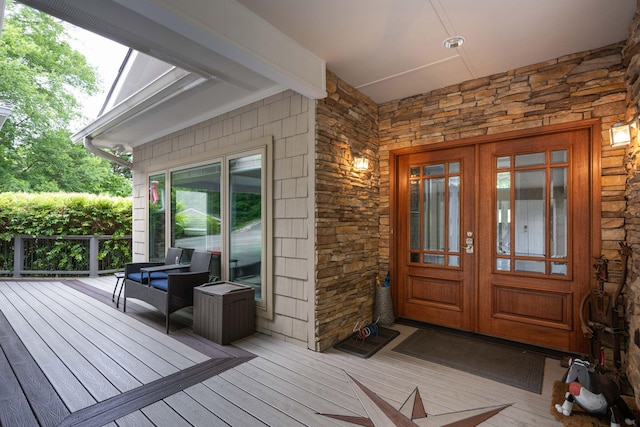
{"left": 0, "top": 104, "right": 13, "bottom": 131}
{"left": 354, "top": 156, "right": 369, "bottom": 171}
{"left": 610, "top": 118, "right": 636, "bottom": 147}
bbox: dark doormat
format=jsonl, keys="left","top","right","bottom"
{"left": 392, "top": 327, "right": 546, "bottom": 393}
{"left": 334, "top": 326, "right": 400, "bottom": 358}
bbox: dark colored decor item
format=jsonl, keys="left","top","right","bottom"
{"left": 374, "top": 270, "right": 394, "bottom": 326}
{"left": 551, "top": 380, "right": 639, "bottom": 427}
{"left": 553, "top": 358, "right": 637, "bottom": 427}
{"left": 334, "top": 326, "right": 400, "bottom": 358}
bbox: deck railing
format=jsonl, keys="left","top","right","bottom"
{"left": 0, "top": 234, "right": 132, "bottom": 277}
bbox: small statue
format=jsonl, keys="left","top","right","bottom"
{"left": 555, "top": 358, "right": 637, "bottom": 427}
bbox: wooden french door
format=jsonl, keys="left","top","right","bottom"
{"left": 396, "top": 146, "right": 476, "bottom": 330}
{"left": 476, "top": 130, "right": 591, "bottom": 352}
{"left": 394, "top": 127, "right": 593, "bottom": 353}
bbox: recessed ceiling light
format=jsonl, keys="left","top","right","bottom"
{"left": 443, "top": 36, "right": 465, "bottom": 49}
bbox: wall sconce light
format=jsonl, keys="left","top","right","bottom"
{"left": 354, "top": 156, "right": 369, "bottom": 171}
{"left": 610, "top": 119, "right": 635, "bottom": 147}
{"left": 0, "top": 104, "right": 13, "bottom": 131}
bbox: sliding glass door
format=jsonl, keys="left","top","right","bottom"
{"left": 147, "top": 146, "right": 269, "bottom": 307}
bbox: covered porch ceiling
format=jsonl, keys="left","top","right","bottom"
{"left": 15, "top": 0, "right": 637, "bottom": 152}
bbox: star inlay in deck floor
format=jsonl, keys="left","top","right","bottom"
{"left": 320, "top": 372, "right": 511, "bottom": 427}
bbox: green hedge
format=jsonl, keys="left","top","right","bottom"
{"left": 0, "top": 192, "right": 132, "bottom": 273}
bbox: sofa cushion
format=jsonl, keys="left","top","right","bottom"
{"left": 127, "top": 272, "right": 168, "bottom": 283}
{"left": 149, "top": 279, "right": 168, "bottom": 291}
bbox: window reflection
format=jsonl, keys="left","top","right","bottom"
{"left": 150, "top": 147, "right": 269, "bottom": 308}
{"left": 496, "top": 172, "right": 510, "bottom": 255}
{"left": 149, "top": 173, "right": 166, "bottom": 262}
{"left": 448, "top": 176, "right": 460, "bottom": 253}
{"left": 423, "top": 177, "right": 445, "bottom": 251}
{"left": 171, "top": 163, "right": 222, "bottom": 256}
{"left": 229, "top": 154, "right": 263, "bottom": 300}
{"left": 494, "top": 149, "right": 569, "bottom": 276}
{"left": 515, "top": 152, "right": 545, "bottom": 167}
{"left": 551, "top": 167, "right": 567, "bottom": 258}
{"left": 515, "top": 170, "right": 545, "bottom": 257}
{"left": 409, "top": 161, "right": 461, "bottom": 268}
{"left": 410, "top": 180, "right": 420, "bottom": 250}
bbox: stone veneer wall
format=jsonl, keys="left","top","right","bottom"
{"left": 131, "top": 90, "right": 314, "bottom": 347}
{"left": 314, "top": 44, "right": 630, "bottom": 352}
{"left": 624, "top": 1, "right": 640, "bottom": 407}
{"left": 314, "top": 70, "right": 379, "bottom": 350}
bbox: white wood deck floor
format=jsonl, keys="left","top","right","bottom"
{"left": 0, "top": 278, "right": 565, "bottom": 426}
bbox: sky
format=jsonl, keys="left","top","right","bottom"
{"left": 67, "top": 26, "right": 129, "bottom": 132}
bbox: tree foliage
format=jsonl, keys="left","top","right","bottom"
{"left": 0, "top": 0, "right": 131, "bottom": 196}
{"left": 0, "top": 192, "right": 132, "bottom": 273}
{"left": 0, "top": 192, "right": 131, "bottom": 237}
{"left": 232, "top": 193, "right": 261, "bottom": 230}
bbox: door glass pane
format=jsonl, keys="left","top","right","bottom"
{"left": 515, "top": 152, "right": 545, "bottom": 167}
{"left": 515, "top": 259, "right": 545, "bottom": 273}
{"left": 496, "top": 172, "right": 510, "bottom": 255}
{"left": 494, "top": 149, "right": 570, "bottom": 277}
{"left": 229, "top": 154, "right": 263, "bottom": 300}
{"left": 551, "top": 262, "right": 567, "bottom": 275}
{"left": 448, "top": 176, "right": 460, "bottom": 252}
{"left": 410, "top": 180, "right": 420, "bottom": 250}
{"left": 496, "top": 258, "right": 510, "bottom": 271}
{"left": 410, "top": 160, "right": 462, "bottom": 267}
{"left": 424, "top": 254, "right": 445, "bottom": 265}
{"left": 171, "top": 163, "right": 222, "bottom": 259}
{"left": 149, "top": 173, "right": 166, "bottom": 262}
{"left": 551, "top": 167, "right": 567, "bottom": 258}
{"left": 423, "top": 177, "right": 444, "bottom": 251}
{"left": 497, "top": 156, "right": 510, "bottom": 169}
{"left": 515, "top": 170, "right": 545, "bottom": 257}
{"left": 424, "top": 164, "right": 445, "bottom": 176}
{"left": 551, "top": 150, "right": 567, "bottom": 163}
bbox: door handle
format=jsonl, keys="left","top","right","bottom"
{"left": 465, "top": 234, "right": 474, "bottom": 254}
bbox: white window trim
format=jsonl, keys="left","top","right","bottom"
{"left": 144, "top": 136, "right": 274, "bottom": 320}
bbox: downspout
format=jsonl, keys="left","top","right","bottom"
{"left": 83, "top": 136, "right": 133, "bottom": 169}
{"left": 81, "top": 48, "right": 133, "bottom": 169}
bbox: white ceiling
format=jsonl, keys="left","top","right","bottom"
{"left": 15, "top": 0, "right": 637, "bottom": 151}
{"left": 236, "top": 0, "right": 636, "bottom": 103}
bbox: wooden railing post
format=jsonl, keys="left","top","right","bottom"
{"left": 13, "top": 236, "right": 23, "bottom": 278}
{"left": 89, "top": 236, "right": 99, "bottom": 277}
